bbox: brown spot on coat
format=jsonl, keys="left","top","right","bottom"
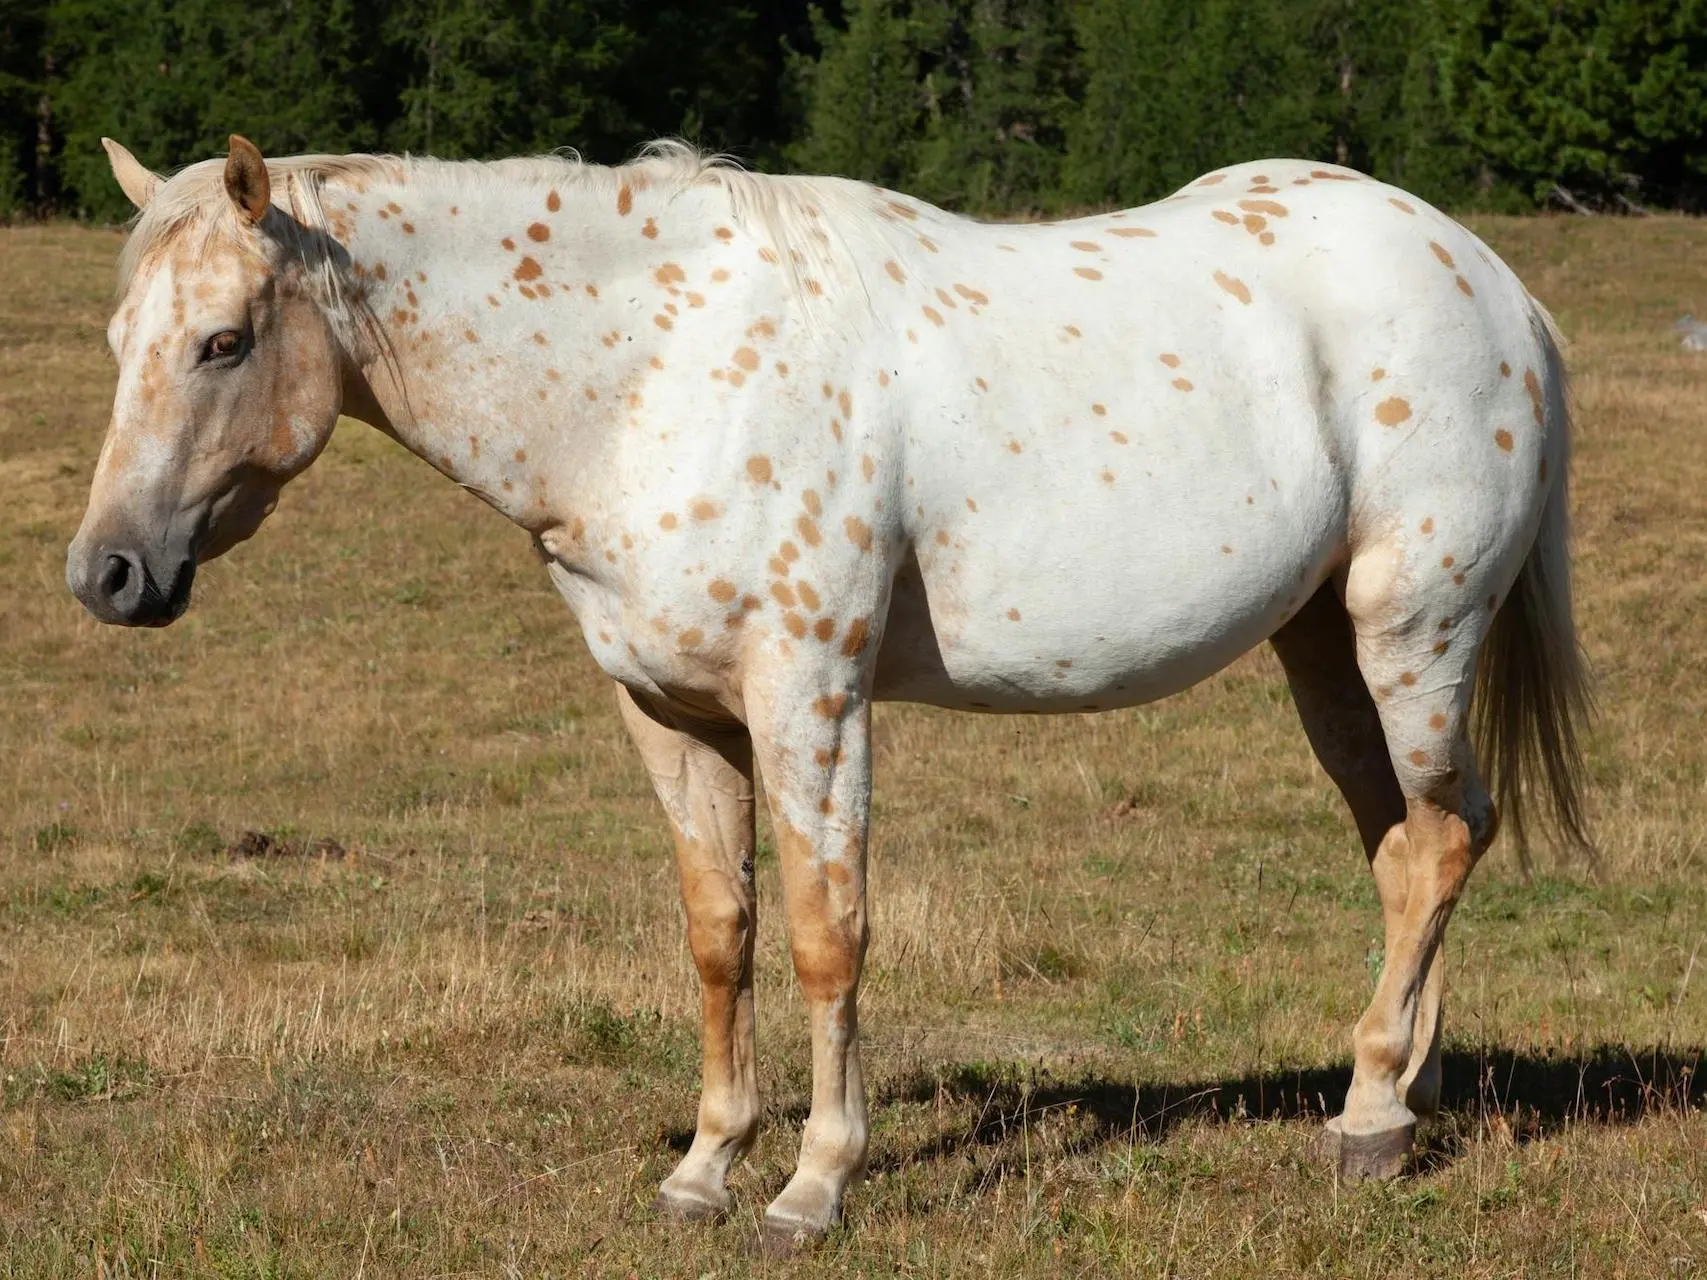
{"left": 1071, "top": 240, "right": 1102, "bottom": 252}
{"left": 709, "top": 580, "right": 738, "bottom": 603}
{"left": 1109, "top": 226, "right": 1156, "bottom": 238}
{"left": 844, "top": 516, "right": 873, "bottom": 551}
{"left": 1429, "top": 241, "right": 1456, "bottom": 267}
{"left": 1389, "top": 197, "right": 1415, "bottom": 214}
{"left": 1238, "top": 199, "right": 1288, "bottom": 217}
{"left": 923, "top": 305, "right": 945, "bottom": 326}
{"left": 1074, "top": 267, "right": 1103, "bottom": 281}
{"left": 733, "top": 346, "right": 759, "bottom": 372}
{"left": 691, "top": 499, "right": 722, "bottom": 522}
{"left": 885, "top": 260, "right": 906, "bottom": 284}
{"left": 514, "top": 257, "right": 543, "bottom": 282}
{"left": 797, "top": 515, "right": 821, "bottom": 546}
{"left": 659, "top": 513, "right": 679, "bottom": 530}
{"left": 841, "top": 617, "right": 871, "bottom": 657}
{"left": 1494, "top": 428, "right": 1514, "bottom": 452}
{"left": 1213, "top": 271, "right": 1251, "bottom": 304}
{"left": 954, "top": 283, "right": 989, "bottom": 304}
{"left": 1523, "top": 368, "right": 1544, "bottom": 424}
{"left": 546, "top": 190, "right": 561, "bottom": 212}
{"left": 814, "top": 693, "right": 848, "bottom": 719}
{"left": 1212, "top": 210, "right": 1239, "bottom": 225}
{"left": 1172, "top": 377, "right": 1193, "bottom": 392}
{"left": 1375, "top": 396, "right": 1412, "bottom": 426}
{"left": 617, "top": 185, "right": 633, "bottom": 216}
{"left": 527, "top": 222, "right": 550, "bottom": 242}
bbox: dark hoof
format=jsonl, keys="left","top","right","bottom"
{"left": 757, "top": 1214, "right": 828, "bottom": 1256}
{"left": 1337, "top": 1122, "right": 1416, "bottom": 1182}
{"left": 653, "top": 1186, "right": 728, "bottom": 1224}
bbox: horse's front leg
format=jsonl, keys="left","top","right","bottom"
{"left": 745, "top": 664, "right": 872, "bottom": 1249}
{"left": 615, "top": 683, "right": 759, "bottom": 1220}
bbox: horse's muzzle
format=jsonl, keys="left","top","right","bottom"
{"left": 66, "top": 540, "right": 196, "bottom": 627}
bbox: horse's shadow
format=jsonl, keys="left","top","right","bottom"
{"left": 665, "top": 1044, "right": 1703, "bottom": 1171}
{"left": 865, "top": 1044, "right": 1704, "bottom": 1173}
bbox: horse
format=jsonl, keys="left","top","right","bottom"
{"left": 67, "top": 135, "right": 1590, "bottom": 1247}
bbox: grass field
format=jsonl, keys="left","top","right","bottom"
{"left": 0, "top": 215, "right": 1704, "bottom": 1277}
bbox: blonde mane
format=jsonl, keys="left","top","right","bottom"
{"left": 116, "top": 141, "right": 905, "bottom": 326}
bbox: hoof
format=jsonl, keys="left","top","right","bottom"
{"left": 758, "top": 1212, "right": 829, "bottom": 1256}
{"left": 1337, "top": 1121, "right": 1416, "bottom": 1182}
{"left": 654, "top": 1183, "right": 729, "bottom": 1224}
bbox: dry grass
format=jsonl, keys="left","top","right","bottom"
{"left": 0, "top": 217, "right": 1703, "bottom": 1276}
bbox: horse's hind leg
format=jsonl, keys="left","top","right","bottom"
{"left": 1269, "top": 583, "right": 1406, "bottom": 857}
{"left": 1312, "top": 542, "right": 1503, "bottom": 1180}
{"left": 1269, "top": 582, "right": 1462, "bottom": 1144}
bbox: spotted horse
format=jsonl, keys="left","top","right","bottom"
{"left": 68, "top": 136, "right": 1591, "bottom": 1247}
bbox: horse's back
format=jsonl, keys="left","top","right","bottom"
{"left": 873, "top": 160, "right": 1556, "bottom": 712}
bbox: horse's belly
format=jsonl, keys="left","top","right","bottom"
{"left": 873, "top": 468, "right": 1344, "bottom": 712}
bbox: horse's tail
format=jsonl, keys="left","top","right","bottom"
{"left": 1472, "top": 299, "right": 1594, "bottom": 860}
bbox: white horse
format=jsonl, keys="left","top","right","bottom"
{"left": 69, "top": 136, "right": 1590, "bottom": 1246}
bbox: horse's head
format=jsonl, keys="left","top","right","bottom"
{"left": 67, "top": 136, "right": 347, "bottom": 626}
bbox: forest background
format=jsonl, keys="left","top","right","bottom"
{"left": 1, "top": 0, "right": 1705, "bottom": 221}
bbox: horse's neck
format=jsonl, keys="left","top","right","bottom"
{"left": 329, "top": 164, "right": 730, "bottom": 535}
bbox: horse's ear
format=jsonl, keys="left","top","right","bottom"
{"left": 223, "top": 135, "right": 271, "bottom": 223}
{"left": 102, "top": 138, "right": 161, "bottom": 210}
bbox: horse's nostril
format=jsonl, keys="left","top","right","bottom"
{"left": 99, "top": 552, "right": 134, "bottom": 601}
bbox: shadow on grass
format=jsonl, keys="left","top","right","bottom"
{"left": 840, "top": 1043, "right": 1704, "bottom": 1172}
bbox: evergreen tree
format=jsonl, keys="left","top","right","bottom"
{"left": 48, "top": 0, "right": 380, "bottom": 220}
{"left": 1441, "top": 0, "right": 1707, "bottom": 209}
{"left": 909, "top": 0, "right": 1078, "bottom": 211}
{"left": 0, "top": 0, "right": 47, "bottom": 216}
{"left": 788, "top": 0, "right": 928, "bottom": 189}
{"left": 1063, "top": 0, "right": 1324, "bottom": 209}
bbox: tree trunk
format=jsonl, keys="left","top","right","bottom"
{"left": 34, "top": 48, "right": 52, "bottom": 215}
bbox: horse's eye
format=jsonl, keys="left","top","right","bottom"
{"left": 202, "top": 330, "right": 244, "bottom": 363}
